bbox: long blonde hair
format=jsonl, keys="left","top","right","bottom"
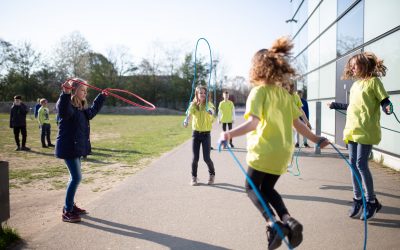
{"left": 191, "top": 85, "right": 207, "bottom": 110}
{"left": 71, "top": 82, "right": 88, "bottom": 110}
{"left": 249, "top": 37, "right": 296, "bottom": 87}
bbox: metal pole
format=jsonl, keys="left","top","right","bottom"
{"left": 314, "top": 101, "right": 321, "bottom": 154}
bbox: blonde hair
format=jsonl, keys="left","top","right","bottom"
{"left": 342, "top": 51, "right": 387, "bottom": 80}
{"left": 249, "top": 37, "right": 296, "bottom": 87}
{"left": 71, "top": 82, "right": 88, "bottom": 110}
{"left": 191, "top": 85, "right": 207, "bottom": 110}
{"left": 39, "top": 98, "right": 47, "bottom": 105}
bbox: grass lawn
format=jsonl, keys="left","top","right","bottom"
{"left": 0, "top": 113, "right": 192, "bottom": 189}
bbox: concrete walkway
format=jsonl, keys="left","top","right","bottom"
{"left": 22, "top": 116, "right": 400, "bottom": 250}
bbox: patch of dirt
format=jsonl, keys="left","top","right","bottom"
{"left": 5, "top": 160, "right": 150, "bottom": 244}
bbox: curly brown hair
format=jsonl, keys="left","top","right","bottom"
{"left": 342, "top": 52, "right": 387, "bottom": 80}
{"left": 249, "top": 37, "right": 296, "bottom": 86}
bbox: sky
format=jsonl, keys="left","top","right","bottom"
{"left": 0, "top": 0, "right": 293, "bottom": 79}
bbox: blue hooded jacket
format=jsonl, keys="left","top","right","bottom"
{"left": 55, "top": 92, "right": 106, "bottom": 159}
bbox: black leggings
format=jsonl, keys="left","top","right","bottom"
{"left": 222, "top": 123, "right": 233, "bottom": 143}
{"left": 245, "top": 167, "right": 289, "bottom": 221}
{"left": 13, "top": 126, "right": 27, "bottom": 147}
{"left": 191, "top": 131, "right": 215, "bottom": 177}
{"left": 41, "top": 123, "right": 52, "bottom": 146}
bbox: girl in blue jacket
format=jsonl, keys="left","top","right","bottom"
{"left": 56, "top": 78, "right": 107, "bottom": 223}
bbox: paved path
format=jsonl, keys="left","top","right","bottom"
{"left": 22, "top": 116, "right": 400, "bottom": 249}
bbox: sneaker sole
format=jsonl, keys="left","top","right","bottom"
{"left": 62, "top": 217, "right": 81, "bottom": 223}
{"left": 289, "top": 223, "right": 303, "bottom": 248}
{"left": 269, "top": 226, "right": 289, "bottom": 250}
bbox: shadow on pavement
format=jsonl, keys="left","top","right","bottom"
{"left": 282, "top": 194, "right": 400, "bottom": 228}
{"left": 199, "top": 182, "right": 246, "bottom": 193}
{"left": 319, "top": 184, "right": 400, "bottom": 200}
{"left": 81, "top": 215, "right": 229, "bottom": 250}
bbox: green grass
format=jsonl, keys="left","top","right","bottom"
{"left": 0, "top": 224, "right": 20, "bottom": 250}
{"left": 0, "top": 113, "right": 192, "bottom": 188}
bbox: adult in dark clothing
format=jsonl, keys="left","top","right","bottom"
{"left": 56, "top": 78, "right": 107, "bottom": 223}
{"left": 9, "top": 95, "right": 30, "bottom": 151}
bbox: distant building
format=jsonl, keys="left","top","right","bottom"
{"left": 288, "top": 0, "right": 400, "bottom": 169}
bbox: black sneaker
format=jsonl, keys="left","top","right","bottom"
{"left": 349, "top": 198, "right": 363, "bottom": 218}
{"left": 21, "top": 146, "right": 31, "bottom": 151}
{"left": 285, "top": 217, "right": 303, "bottom": 248}
{"left": 295, "top": 143, "right": 299, "bottom": 148}
{"left": 266, "top": 221, "right": 289, "bottom": 250}
{"left": 361, "top": 198, "right": 382, "bottom": 220}
{"left": 15, "top": 146, "right": 21, "bottom": 151}
{"left": 303, "top": 143, "right": 310, "bottom": 148}
{"left": 42, "top": 145, "right": 49, "bottom": 148}
{"left": 48, "top": 143, "right": 55, "bottom": 147}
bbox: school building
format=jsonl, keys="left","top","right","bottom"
{"left": 288, "top": 0, "right": 400, "bottom": 170}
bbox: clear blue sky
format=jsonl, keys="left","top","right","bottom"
{"left": 0, "top": 0, "right": 292, "bottom": 78}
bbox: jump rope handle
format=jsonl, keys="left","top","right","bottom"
{"left": 183, "top": 116, "right": 189, "bottom": 127}
{"left": 316, "top": 137, "right": 328, "bottom": 148}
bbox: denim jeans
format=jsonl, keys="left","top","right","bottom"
{"left": 191, "top": 131, "right": 215, "bottom": 177}
{"left": 40, "top": 123, "right": 51, "bottom": 146}
{"left": 64, "top": 158, "right": 82, "bottom": 212}
{"left": 245, "top": 167, "right": 289, "bottom": 221}
{"left": 348, "top": 141, "right": 375, "bottom": 202}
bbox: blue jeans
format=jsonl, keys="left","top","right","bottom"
{"left": 64, "top": 158, "right": 82, "bottom": 212}
{"left": 348, "top": 141, "right": 375, "bottom": 202}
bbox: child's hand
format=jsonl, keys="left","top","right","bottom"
{"left": 62, "top": 80, "right": 73, "bottom": 94}
{"left": 207, "top": 109, "right": 214, "bottom": 115}
{"left": 102, "top": 88, "right": 110, "bottom": 96}
{"left": 183, "top": 117, "right": 189, "bottom": 128}
{"left": 219, "top": 132, "right": 230, "bottom": 145}
{"left": 316, "top": 137, "right": 330, "bottom": 148}
{"left": 383, "top": 103, "right": 393, "bottom": 115}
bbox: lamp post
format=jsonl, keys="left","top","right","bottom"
{"left": 212, "top": 60, "right": 219, "bottom": 108}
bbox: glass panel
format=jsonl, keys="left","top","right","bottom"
{"left": 319, "top": 25, "right": 336, "bottom": 65}
{"left": 307, "top": 40, "right": 319, "bottom": 71}
{"left": 364, "top": 31, "right": 400, "bottom": 92}
{"left": 336, "top": 2, "right": 363, "bottom": 57}
{"left": 319, "top": 0, "right": 337, "bottom": 32}
{"left": 306, "top": 70, "right": 319, "bottom": 100}
{"left": 321, "top": 99, "right": 336, "bottom": 136}
{"left": 378, "top": 94, "right": 400, "bottom": 156}
{"left": 319, "top": 63, "right": 336, "bottom": 99}
{"left": 364, "top": 0, "right": 400, "bottom": 42}
{"left": 337, "top": 0, "right": 357, "bottom": 16}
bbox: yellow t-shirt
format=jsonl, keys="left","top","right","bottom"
{"left": 189, "top": 102, "right": 215, "bottom": 131}
{"left": 292, "top": 93, "right": 302, "bottom": 108}
{"left": 244, "top": 85, "right": 302, "bottom": 175}
{"left": 38, "top": 107, "right": 50, "bottom": 125}
{"left": 344, "top": 77, "right": 388, "bottom": 145}
{"left": 218, "top": 100, "right": 235, "bottom": 123}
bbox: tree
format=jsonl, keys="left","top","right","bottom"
{"left": 52, "top": 31, "right": 91, "bottom": 80}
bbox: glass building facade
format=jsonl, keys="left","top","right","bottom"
{"left": 289, "top": 0, "right": 400, "bottom": 169}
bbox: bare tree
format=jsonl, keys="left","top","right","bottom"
{"left": 8, "top": 41, "right": 41, "bottom": 77}
{"left": 106, "top": 45, "right": 137, "bottom": 79}
{"left": 52, "top": 31, "right": 91, "bottom": 79}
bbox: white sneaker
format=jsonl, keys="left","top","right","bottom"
{"left": 207, "top": 175, "right": 215, "bottom": 185}
{"left": 191, "top": 176, "right": 198, "bottom": 186}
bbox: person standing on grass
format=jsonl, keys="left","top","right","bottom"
{"left": 9, "top": 95, "right": 30, "bottom": 151}
{"left": 56, "top": 78, "right": 107, "bottom": 223}
{"left": 184, "top": 85, "right": 216, "bottom": 186}
{"left": 328, "top": 51, "right": 392, "bottom": 220}
{"left": 218, "top": 91, "right": 235, "bottom": 148}
{"left": 219, "top": 37, "right": 329, "bottom": 249}
{"left": 37, "top": 98, "right": 55, "bottom": 148}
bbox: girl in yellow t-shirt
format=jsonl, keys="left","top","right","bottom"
{"left": 328, "top": 52, "right": 392, "bottom": 221}
{"left": 219, "top": 37, "right": 329, "bottom": 250}
{"left": 218, "top": 91, "right": 235, "bottom": 147}
{"left": 184, "top": 85, "right": 216, "bottom": 186}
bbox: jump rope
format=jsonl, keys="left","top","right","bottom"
{"left": 62, "top": 78, "right": 156, "bottom": 110}
{"left": 183, "top": 38, "right": 215, "bottom": 126}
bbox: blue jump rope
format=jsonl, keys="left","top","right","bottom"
{"left": 183, "top": 38, "right": 215, "bottom": 126}
{"left": 219, "top": 138, "right": 369, "bottom": 250}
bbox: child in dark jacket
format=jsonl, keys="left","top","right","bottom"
{"left": 9, "top": 95, "right": 30, "bottom": 151}
{"left": 56, "top": 78, "right": 107, "bottom": 223}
